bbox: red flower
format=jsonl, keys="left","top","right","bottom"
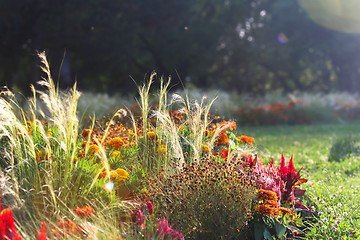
{"left": 277, "top": 154, "right": 308, "bottom": 204}
{"left": 0, "top": 208, "right": 22, "bottom": 240}
{"left": 157, "top": 218, "right": 184, "bottom": 240}
{"left": 37, "top": 222, "right": 47, "bottom": 240}
{"left": 146, "top": 201, "right": 154, "bottom": 215}
{"left": 131, "top": 209, "right": 145, "bottom": 226}
{"left": 219, "top": 148, "right": 229, "bottom": 159}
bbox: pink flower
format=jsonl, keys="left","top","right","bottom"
{"left": 170, "top": 230, "right": 184, "bottom": 240}
{"left": 157, "top": 218, "right": 184, "bottom": 240}
{"left": 146, "top": 201, "right": 154, "bottom": 215}
{"left": 157, "top": 218, "right": 173, "bottom": 238}
{"left": 132, "top": 209, "right": 145, "bottom": 226}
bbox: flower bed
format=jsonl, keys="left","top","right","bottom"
{"left": 0, "top": 53, "right": 317, "bottom": 239}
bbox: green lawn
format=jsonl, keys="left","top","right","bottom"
{"left": 241, "top": 121, "right": 360, "bottom": 239}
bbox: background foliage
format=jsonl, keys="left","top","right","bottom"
{"left": 2, "top": 0, "right": 360, "bottom": 95}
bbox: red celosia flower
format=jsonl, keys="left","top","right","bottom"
{"left": 277, "top": 154, "right": 302, "bottom": 204}
{"left": 0, "top": 208, "right": 22, "bottom": 240}
{"left": 157, "top": 218, "right": 173, "bottom": 238}
{"left": 132, "top": 209, "right": 145, "bottom": 226}
{"left": 157, "top": 218, "right": 184, "bottom": 240}
{"left": 146, "top": 201, "right": 154, "bottom": 215}
{"left": 74, "top": 206, "right": 95, "bottom": 218}
{"left": 242, "top": 154, "right": 257, "bottom": 168}
{"left": 37, "top": 222, "right": 47, "bottom": 240}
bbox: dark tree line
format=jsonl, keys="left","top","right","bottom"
{"left": 1, "top": 0, "right": 360, "bottom": 95}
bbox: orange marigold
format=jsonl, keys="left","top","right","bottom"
{"left": 81, "top": 129, "right": 93, "bottom": 138}
{"left": 217, "top": 132, "right": 229, "bottom": 146}
{"left": 52, "top": 220, "right": 80, "bottom": 237}
{"left": 103, "top": 168, "right": 129, "bottom": 181}
{"left": 114, "top": 168, "right": 129, "bottom": 181}
{"left": 279, "top": 207, "right": 293, "bottom": 215}
{"left": 237, "top": 135, "right": 255, "bottom": 145}
{"left": 98, "top": 170, "right": 107, "bottom": 179}
{"left": 74, "top": 206, "right": 95, "bottom": 218}
{"left": 255, "top": 204, "right": 279, "bottom": 216}
{"left": 258, "top": 189, "right": 278, "bottom": 202}
{"left": 108, "top": 137, "right": 125, "bottom": 149}
{"left": 88, "top": 144, "right": 100, "bottom": 154}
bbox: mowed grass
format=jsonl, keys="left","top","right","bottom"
{"left": 241, "top": 121, "right": 360, "bottom": 238}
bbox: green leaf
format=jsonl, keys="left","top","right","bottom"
{"left": 254, "top": 221, "right": 267, "bottom": 240}
{"left": 263, "top": 228, "right": 273, "bottom": 240}
{"left": 274, "top": 220, "right": 287, "bottom": 237}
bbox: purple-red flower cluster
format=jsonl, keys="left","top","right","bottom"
{"left": 131, "top": 201, "right": 184, "bottom": 240}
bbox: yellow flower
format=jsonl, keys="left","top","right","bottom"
{"left": 112, "top": 168, "right": 129, "bottom": 181}
{"left": 36, "top": 151, "right": 43, "bottom": 162}
{"left": 89, "top": 144, "right": 100, "bottom": 154}
{"left": 100, "top": 162, "right": 110, "bottom": 170}
{"left": 201, "top": 144, "right": 210, "bottom": 154}
{"left": 147, "top": 131, "right": 157, "bottom": 140}
{"left": 157, "top": 144, "right": 167, "bottom": 155}
{"left": 108, "top": 137, "right": 125, "bottom": 149}
{"left": 111, "top": 150, "right": 121, "bottom": 158}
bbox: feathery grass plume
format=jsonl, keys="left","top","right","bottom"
{"left": 182, "top": 93, "right": 217, "bottom": 162}
{"left": 151, "top": 78, "right": 185, "bottom": 171}
{"left": 0, "top": 52, "right": 131, "bottom": 237}
{"left": 136, "top": 72, "right": 155, "bottom": 171}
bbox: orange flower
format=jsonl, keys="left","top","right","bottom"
{"left": 255, "top": 189, "right": 282, "bottom": 217}
{"left": 36, "top": 151, "right": 43, "bottom": 162}
{"left": 255, "top": 204, "right": 279, "bottom": 216}
{"left": 258, "top": 189, "right": 278, "bottom": 202}
{"left": 98, "top": 170, "right": 107, "bottom": 179}
{"left": 100, "top": 168, "right": 129, "bottom": 181}
{"left": 52, "top": 220, "right": 80, "bottom": 237}
{"left": 88, "top": 144, "right": 100, "bottom": 154}
{"left": 78, "top": 149, "right": 85, "bottom": 158}
{"left": 217, "top": 132, "right": 229, "bottom": 146}
{"left": 74, "top": 206, "right": 95, "bottom": 218}
{"left": 108, "top": 137, "right": 125, "bottom": 149}
{"left": 237, "top": 135, "right": 255, "bottom": 145}
{"left": 279, "top": 207, "right": 293, "bottom": 215}
{"left": 81, "top": 129, "right": 93, "bottom": 138}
